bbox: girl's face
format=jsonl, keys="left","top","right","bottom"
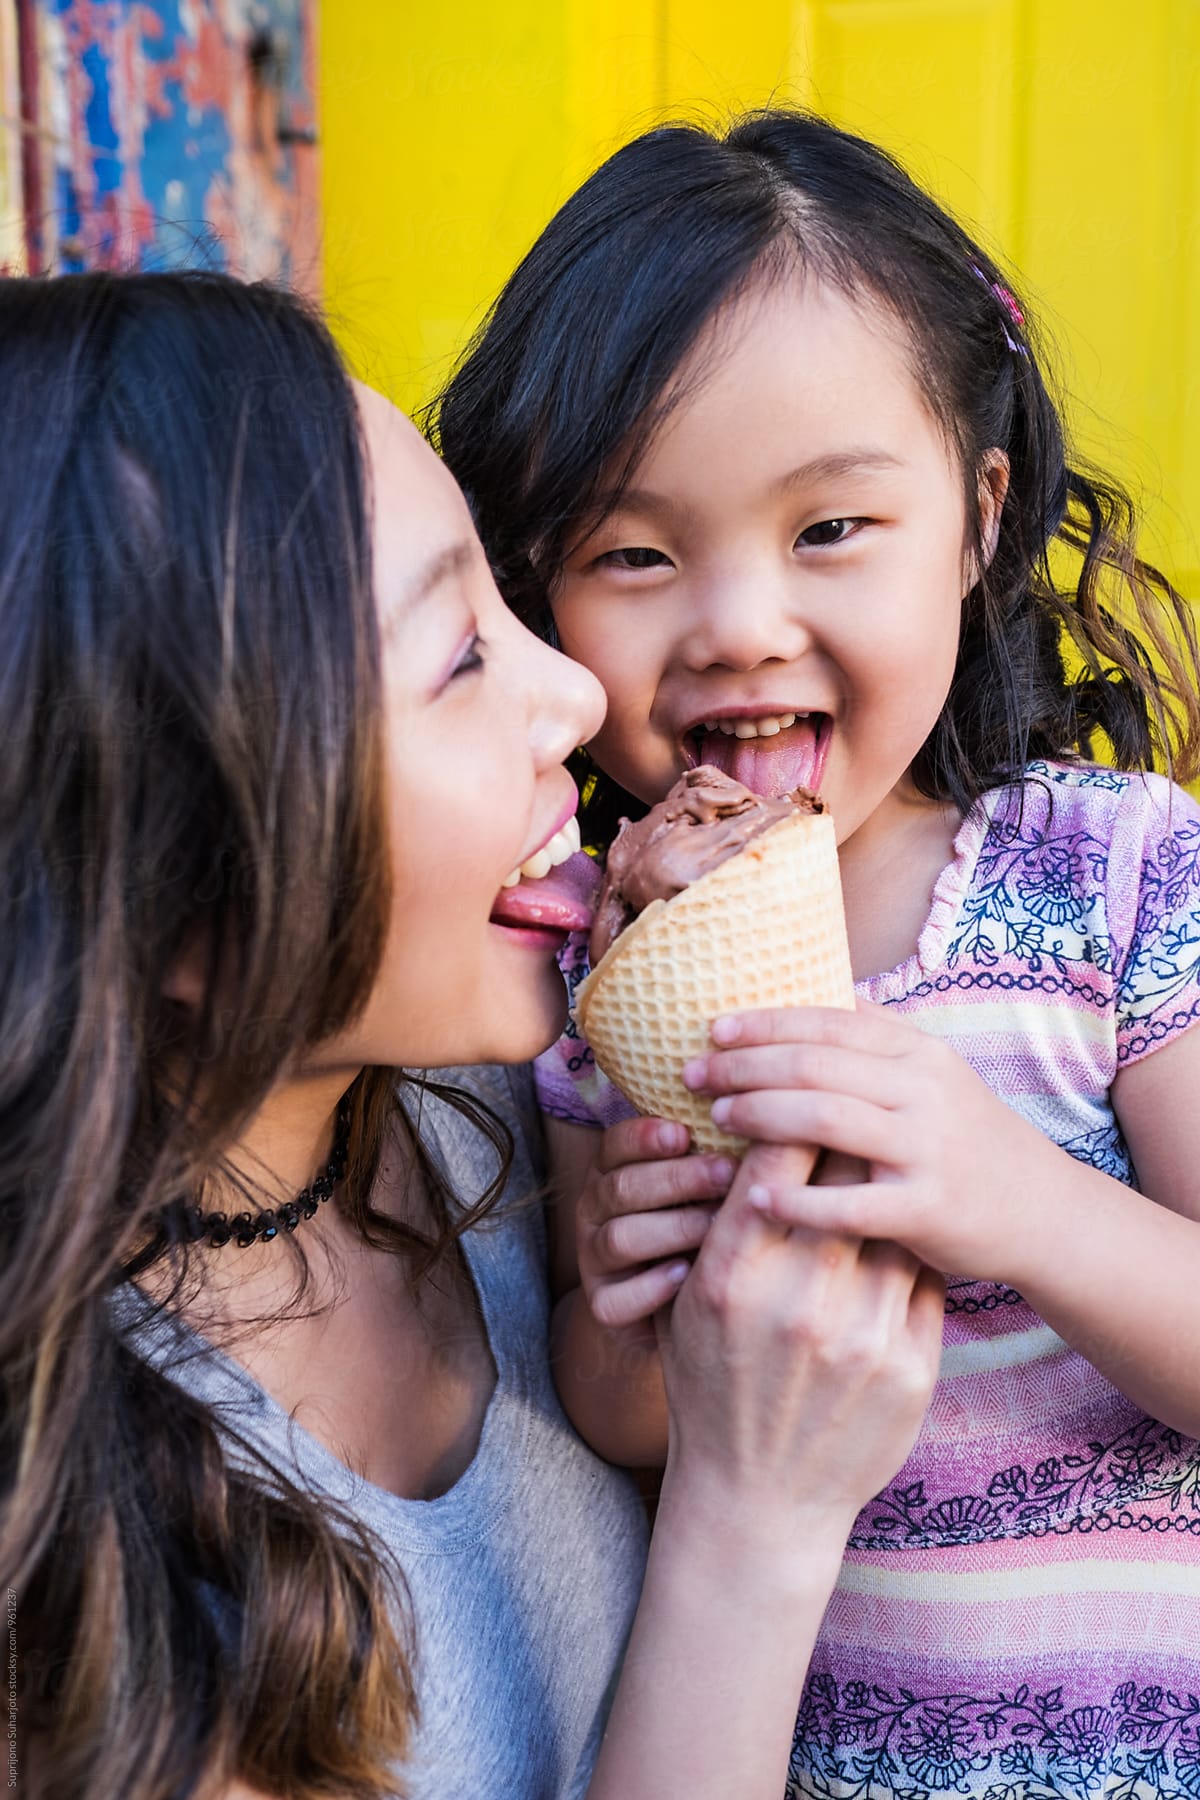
{"left": 316, "top": 390, "right": 605, "bottom": 1072}
{"left": 554, "top": 275, "right": 1005, "bottom": 846}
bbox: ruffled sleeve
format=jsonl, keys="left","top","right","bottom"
{"left": 532, "top": 931, "right": 640, "bottom": 1130}
{"left": 1108, "top": 773, "right": 1200, "bottom": 1066}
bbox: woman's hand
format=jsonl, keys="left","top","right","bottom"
{"left": 576, "top": 1115, "right": 737, "bottom": 1333}
{"left": 681, "top": 1000, "right": 1058, "bottom": 1282}
{"left": 659, "top": 1140, "right": 944, "bottom": 1539}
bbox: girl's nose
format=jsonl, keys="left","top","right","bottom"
{"left": 684, "top": 574, "right": 812, "bottom": 672}
{"left": 527, "top": 634, "right": 607, "bottom": 768}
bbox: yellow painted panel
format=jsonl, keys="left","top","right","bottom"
{"left": 795, "top": 0, "right": 1018, "bottom": 255}
{"left": 562, "top": 0, "right": 662, "bottom": 192}
{"left": 661, "top": 0, "right": 796, "bottom": 116}
{"left": 322, "top": 0, "right": 1200, "bottom": 600}
{"left": 322, "top": 0, "right": 667, "bottom": 409}
{"left": 321, "top": 3, "right": 573, "bottom": 404}
{"left": 1018, "top": 0, "right": 1197, "bottom": 583}
{"left": 0, "top": 0, "right": 23, "bottom": 275}
{"left": 1169, "top": 0, "right": 1200, "bottom": 593}
{"left": 794, "top": 0, "right": 1199, "bottom": 594}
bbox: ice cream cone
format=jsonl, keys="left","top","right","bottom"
{"left": 574, "top": 808, "right": 855, "bottom": 1155}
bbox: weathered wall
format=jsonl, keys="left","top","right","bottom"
{"left": 11, "top": 0, "right": 319, "bottom": 291}
{"left": 0, "top": 0, "right": 22, "bottom": 272}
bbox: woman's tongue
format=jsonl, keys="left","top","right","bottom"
{"left": 489, "top": 850, "right": 600, "bottom": 933}
{"left": 696, "top": 717, "right": 825, "bottom": 797}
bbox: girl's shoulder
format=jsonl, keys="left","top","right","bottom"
{"left": 970, "top": 759, "right": 1200, "bottom": 1064}
{"left": 993, "top": 763, "right": 1194, "bottom": 838}
{"left": 981, "top": 758, "right": 1200, "bottom": 893}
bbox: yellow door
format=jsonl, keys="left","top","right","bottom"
{"left": 322, "top": 0, "right": 1200, "bottom": 596}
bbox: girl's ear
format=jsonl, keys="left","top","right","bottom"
{"left": 978, "top": 448, "right": 1010, "bottom": 568}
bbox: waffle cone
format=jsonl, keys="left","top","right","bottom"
{"left": 574, "top": 809, "right": 855, "bottom": 1155}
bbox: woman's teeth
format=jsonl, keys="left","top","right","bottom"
{"left": 500, "top": 814, "right": 581, "bottom": 888}
{"left": 702, "top": 712, "right": 805, "bottom": 740}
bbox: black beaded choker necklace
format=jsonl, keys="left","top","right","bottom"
{"left": 180, "top": 1103, "right": 352, "bottom": 1250}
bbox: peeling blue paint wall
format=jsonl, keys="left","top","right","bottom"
{"left": 22, "top": 0, "right": 319, "bottom": 290}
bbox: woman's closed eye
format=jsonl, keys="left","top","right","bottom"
{"left": 795, "top": 517, "right": 866, "bottom": 549}
{"left": 449, "top": 632, "right": 487, "bottom": 682}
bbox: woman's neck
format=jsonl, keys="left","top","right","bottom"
{"left": 153, "top": 1068, "right": 498, "bottom": 1502}
{"left": 138, "top": 1065, "right": 393, "bottom": 1331}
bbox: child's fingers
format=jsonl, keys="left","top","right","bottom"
{"left": 683, "top": 1042, "right": 910, "bottom": 1106}
{"left": 595, "top": 1203, "right": 719, "bottom": 1275}
{"left": 593, "top": 1151, "right": 737, "bottom": 1222}
{"left": 746, "top": 1177, "right": 894, "bottom": 1238}
{"left": 710, "top": 1004, "right": 913, "bottom": 1056}
{"left": 746, "top": 1176, "right": 874, "bottom": 1233}
{"left": 710, "top": 1089, "right": 910, "bottom": 1165}
{"left": 596, "top": 1114, "right": 692, "bottom": 1173}
{"left": 590, "top": 1259, "right": 691, "bottom": 1331}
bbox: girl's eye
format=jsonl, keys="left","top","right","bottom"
{"left": 594, "top": 546, "right": 671, "bottom": 570}
{"left": 450, "top": 633, "right": 487, "bottom": 680}
{"left": 796, "top": 518, "right": 860, "bottom": 548}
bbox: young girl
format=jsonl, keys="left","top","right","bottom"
{"left": 2, "top": 269, "right": 941, "bottom": 1800}
{"left": 434, "top": 111, "right": 1200, "bottom": 1796}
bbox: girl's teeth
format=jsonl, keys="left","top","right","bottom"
{"left": 709, "top": 712, "right": 804, "bottom": 739}
{"left": 501, "top": 816, "right": 582, "bottom": 889}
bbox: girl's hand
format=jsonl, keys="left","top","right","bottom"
{"left": 682, "top": 1001, "right": 1058, "bottom": 1282}
{"left": 659, "top": 1146, "right": 944, "bottom": 1535}
{"left": 577, "top": 1115, "right": 737, "bottom": 1332}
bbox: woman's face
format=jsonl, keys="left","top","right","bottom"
{"left": 315, "top": 390, "right": 605, "bottom": 1072}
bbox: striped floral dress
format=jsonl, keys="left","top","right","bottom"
{"left": 535, "top": 760, "right": 1200, "bottom": 1800}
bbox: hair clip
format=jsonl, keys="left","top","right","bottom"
{"left": 969, "top": 263, "right": 1029, "bottom": 357}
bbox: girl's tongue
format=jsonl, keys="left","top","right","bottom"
{"left": 694, "top": 716, "right": 828, "bottom": 798}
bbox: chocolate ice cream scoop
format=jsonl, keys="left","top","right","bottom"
{"left": 589, "top": 766, "right": 824, "bottom": 966}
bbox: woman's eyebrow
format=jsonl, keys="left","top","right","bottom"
{"left": 405, "top": 539, "right": 477, "bottom": 609}
{"left": 770, "top": 448, "right": 905, "bottom": 495}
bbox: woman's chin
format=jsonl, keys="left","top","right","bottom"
{"left": 482, "top": 975, "right": 570, "bottom": 1065}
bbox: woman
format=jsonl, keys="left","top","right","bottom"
{"left": 0, "top": 270, "right": 942, "bottom": 1800}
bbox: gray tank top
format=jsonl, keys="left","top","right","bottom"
{"left": 116, "top": 1065, "right": 648, "bottom": 1799}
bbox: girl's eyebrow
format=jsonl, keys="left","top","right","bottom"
{"left": 594, "top": 447, "right": 906, "bottom": 527}
{"left": 593, "top": 487, "right": 698, "bottom": 528}
{"left": 771, "top": 448, "right": 905, "bottom": 495}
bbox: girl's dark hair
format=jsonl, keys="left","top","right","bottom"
{"left": 0, "top": 271, "right": 511, "bottom": 1800}
{"left": 432, "top": 110, "right": 1200, "bottom": 836}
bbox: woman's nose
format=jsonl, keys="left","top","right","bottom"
{"left": 527, "top": 635, "right": 607, "bottom": 768}
{"left": 684, "top": 573, "right": 812, "bottom": 672}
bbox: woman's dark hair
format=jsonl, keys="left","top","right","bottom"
{"left": 432, "top": 109, "right": 1200, "bottom": 838}
{"left": 0, "top": 271, "right": 511, "bottom": 1800}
